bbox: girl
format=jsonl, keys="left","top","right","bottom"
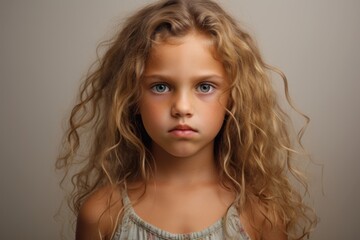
{"left": 57, "top": 0, "right": 317, "bottom": 239}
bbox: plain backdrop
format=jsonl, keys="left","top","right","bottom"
{"left": 1, "top": 0, "right": 359, "bottom": 239}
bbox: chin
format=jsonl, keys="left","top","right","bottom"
{"left": 153, "top": 141, "right": 208, "bottom": 159}
{"left": 162, "top": 147, "right": 199, "bottom": 159}
{"left": 166, "top": 150, "right": 196, "bottom": 158}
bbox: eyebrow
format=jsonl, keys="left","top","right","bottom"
{"left": 142, "top": 74, "right": 225, "bottom": 82}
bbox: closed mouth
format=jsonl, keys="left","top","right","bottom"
{"left": 169, "top": 124, "right": 198, "bottom": 132}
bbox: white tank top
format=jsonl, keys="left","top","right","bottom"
{"left": 112, "top": 190, "right": 251, "bottom": 240}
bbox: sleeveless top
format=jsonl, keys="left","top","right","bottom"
{"left": 112, "top": 191, "right": 251, "bottom": 240}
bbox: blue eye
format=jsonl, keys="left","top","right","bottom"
{"left": 197, "top": 83, "right": 214, "bottom": 93}
{"left": 151, "top": 84, "right": 170, "bottom": 93}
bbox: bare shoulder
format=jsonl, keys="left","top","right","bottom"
{"left": 240, "top": 196, "right": 287, "bottom": 240}
{"left": 76, "top": 185, "right": 123, "bottom": 240}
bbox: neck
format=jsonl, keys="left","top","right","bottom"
{"left": 150, "top": 143, "right": 218, "bottom": 185}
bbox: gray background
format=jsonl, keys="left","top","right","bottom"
{"left": 1, "top": 0, "right": 359, "bottom": 239}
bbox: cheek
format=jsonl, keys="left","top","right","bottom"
{"left": 139, "top": 98, "right": 167, "bottom": 128}
{"left": 201, "top": 101, "right": 227, "bottom": 126}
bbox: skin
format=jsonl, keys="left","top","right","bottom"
{"left": 134, "top": 32, "right": 233, "bottom": 233}
{"left": 139, "top": 32, "right": 229, "bottom": 183}
{"left": 76, "top": 32, "right": 287, "bottom": 240}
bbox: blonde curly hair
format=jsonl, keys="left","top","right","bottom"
{"left": 57, "top": 0, "right": 317, "bottom": 239}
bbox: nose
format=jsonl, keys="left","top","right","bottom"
{"left": 171, "top": 91, "right": 193, "bottom": 118}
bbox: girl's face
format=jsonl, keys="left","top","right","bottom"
{"left": 139, "top": 32, "right": 229, "bottom": 159}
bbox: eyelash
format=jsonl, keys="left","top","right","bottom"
{"left": 196, "top": 83, "right": 215, "bottom": 93}
{"left": 150, "top": 83, "right": 215, "bottom": 94}
{"left": 151, "top": 84, "right": 170, "bottom": 93}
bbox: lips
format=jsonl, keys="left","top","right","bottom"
{"left": 168, "top": 124, "right": 198, "bottom": 137}
{"left": 169, "top": 124, "right": 197, "bottom": 131}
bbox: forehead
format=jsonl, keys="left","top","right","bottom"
{"left": 149, "top": 32, "right": 216, "bottom": 58}
{"left": 144, "top": 32, "right": 225, "bottom": 79}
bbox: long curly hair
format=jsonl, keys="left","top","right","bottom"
{"left": 56, "top": 0, "right": 317, "bottom": 239}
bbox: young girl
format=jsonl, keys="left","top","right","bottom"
{"left": 57, "top": 0, "right": 317, "bottom": 239}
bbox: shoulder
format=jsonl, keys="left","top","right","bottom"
{"left": 239, "top": 196, "right": 287, "bottom": 240}
{"left": 76, "top": 185, "right": 123, "bottom": 240}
